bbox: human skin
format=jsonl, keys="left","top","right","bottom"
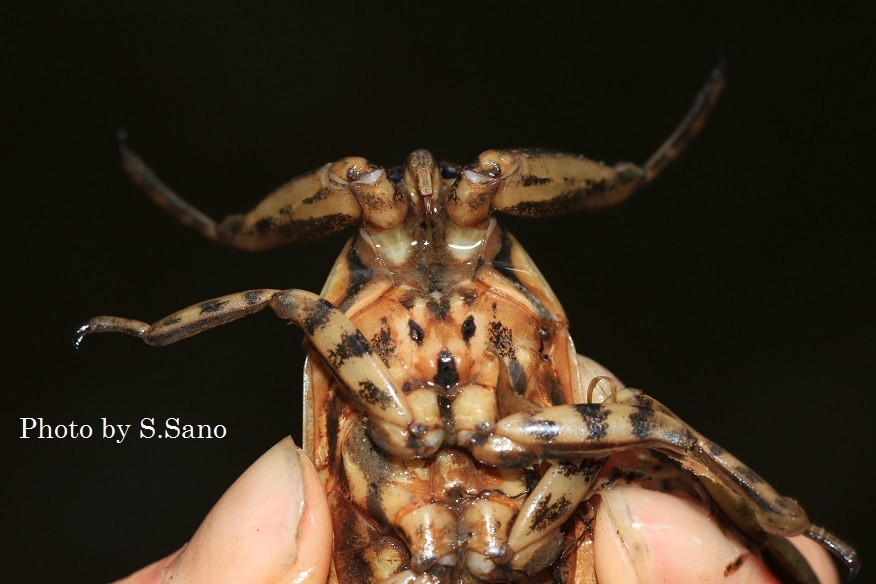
{"left": 116, "top": 437, "right": 331, "bottom": 584}
{"left": 115, "top": 437, "right": 838, "bottom": 584}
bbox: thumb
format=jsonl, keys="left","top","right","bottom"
{"left": 594, "top": 485, "right": 839, "bottom": 584}
{"left": 115, "top": 436, "right": 332, "bottom": 584}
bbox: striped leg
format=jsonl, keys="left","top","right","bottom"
{"left": 120, "top": 140, "right": 404, "bottom": 251}
{"left": 483, "top": 390, "right": 859, "bottom": 580}
{"left": 493, "top": 401, "right": 811, "bottom": 535}
{"left": 76, "top": 288, "right": 442, "bottom": 458}
{"left": 614, "top": 386, "right": 861, "bottom": 579}
{"left": 445, "top": 62, "right": 726, "bottom": 228}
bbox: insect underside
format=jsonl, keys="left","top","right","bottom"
{"left": 79, "top": 65, "right": 859, "bottom": 583}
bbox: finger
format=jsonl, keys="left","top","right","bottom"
{"left": 593, "top": 485, "right": 839, "bottom": 584}
{"left": 787, "top": 535, "right": 841, "bottom": 584}
{"left": 115, "top": 436, "right": 332, "bottom": 584}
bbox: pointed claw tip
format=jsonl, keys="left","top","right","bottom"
{"left": 72, "top": 324, "right": 91, "bottom": 350}
{"left": 805, "top": 524, "right": 861, "bottom": 581}
{"left": 843, "top": 551, "right": 861, "bottom": 580}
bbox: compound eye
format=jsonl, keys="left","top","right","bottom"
{"left": 439, "top": 161, "right": 461, "bottom": 180}
{"left": 388, "top": 166, "right": 404, "bottom": 183}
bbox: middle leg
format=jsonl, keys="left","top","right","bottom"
{"left": 77, "top": 287, "right": 443, "bottom": 457}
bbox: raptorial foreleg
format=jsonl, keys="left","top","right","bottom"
{"left": 120, "top": 140, "right": 404, "bottom": 251}
{"left": 445, "top": 61, "right": 725, "bottom": 228}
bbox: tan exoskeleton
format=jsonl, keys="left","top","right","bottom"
{"left": 77, "top": 64, "right": 859, "bottom": 583}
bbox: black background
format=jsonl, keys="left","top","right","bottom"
{"left": 6, "top": 3, "right": 873, "bottom": 582}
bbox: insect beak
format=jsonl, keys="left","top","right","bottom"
{"left": 417, "top": 166, "right": 434, "bottom": 215}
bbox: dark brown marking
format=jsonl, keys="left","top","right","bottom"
{"left": 244, "top": 290, "right": 263, "bottom": 305}
{"left": 302, "top": 187, "right": 331, "bottom": 204}
{"left": 706, "top": 440, "right": 723, "bottom": 456}
{"left": 557, "top": 458, "right": 605, "bottom": 481}
{"left": 502, "top": 180, "right": 611, "bottom": 218}
{"left": 539, "top": 326, "right": 551, "bottom": 342}
{"left": 573, "top": 404, "right": 609, "bottom": 440}
{"left": 468, "top": 433, "right": 487, "bottom": 448}
{"left": 734, "top": 464, "right": 765, "bottom": 485}
{"left": 426, "top": 297, "right": 451, "bottom": 320}
{"left": 405, "top": 426, "right": 434, "bottom": 456}
{"left": 529, "top": 493, "right": 572, "bottom": 533}
{"left": 326, "top": 390, "right": 342, "bottom": 466}
{"left": 365, "top": 482, "right": 388, "bottom": 530}
{"left": 508, "top": 360, "right": 527, "bottom": 395}
{"left": 546, "top": 376, "right": 566, "bottom": 406}
{"left": 492, "top": 232, "right": 523, "bottom": 287}
{"left": 408, "top": 320, "right": 424, "bottom": 344}
{"left": 398, "top": 289, "right": 418, "bottom": 310}
{"left": 489, "top": 321, "right": 516, "bottom": 361}
{"left": 344, "top": 243, "right": 372, "bottom": 301}
{"left": 460, "top": 288, "right": 478, "bottom": 306}
{"left": 162, "top": 316, "right": 182, "bottom": 326}
{"left": 705, "top": 458, "right": 776, "bottom": 514}
{"left": 434, "top": 350, "right": 459, "bottom": 389}
{"left": 370, "top": 320, "right": 396, "bottom": 367}
{"left": 274, "top": 213, "right": 356, "bottom": 243}
{"left": 629, "top": 407, "right": 656, "bottom": 439}
{"left": 521, "top": 175, "right": 552, "bottom": 187}
{"left": 358, "top": 380, "right": 392, "bottom": 408}
{"left": 523, "top": 414, "right": 560, "bottom": 441}
{"left": 302, "top": 298, "right": 334, "bottom": 335}
{"left": 490, "top": 232, "right": 554, "bottom": 322}
{"left": 255, "top": 217, "right": 274, "bottom": 234}
{"left": 327, "top": 330, "right": 372, "bottom": 368}
{"left": 342, "top": 421, "right": 393, "bottom": 529}
{"left": 198, "top": 299, "right": 229, "bottom": 314}
{"left": 143, "top": 315, "right": 238, "bottom": 346}
{"left": 461, "top": 315, "right": 477, "bottom": 342}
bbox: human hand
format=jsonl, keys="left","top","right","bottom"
{"left": 114, "top": 439, "right": 838, "bottom": 584}
{"left": 594, "top": 481, "right": 838, "bottom": 583}
{"left": 115, "top": 437, "right": 332, "bottom": 584}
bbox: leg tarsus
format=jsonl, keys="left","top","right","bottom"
{"left": 805, "top": 524, "right": 861, "bottom": 580}
{"left": 642, "top": 58, "right": 726, "bottom": 182}
{"left": 73, "top": 317, "right": 149, "bottom": 348}
{"left": 450, "top": 61, "right": 727, "bottom": 223}
{"left": 78, "top": 287, "right": 438, "bottom": 457}
{"left": 78, "top": 289, "right": 279, "bottom": 348}
{"left": 119, "top": 137, "right": 220, "bottom": 240}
